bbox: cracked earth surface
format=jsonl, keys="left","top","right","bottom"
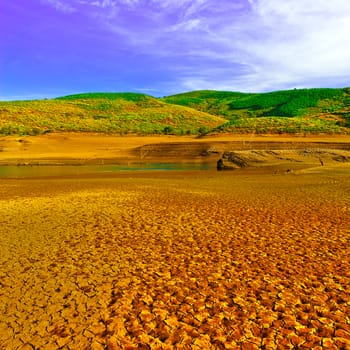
{"left": 0, "top": 170, "right": 349, "bottom": 349}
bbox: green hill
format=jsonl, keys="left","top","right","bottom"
{"left": 162, "top": 88, "right": 350, "bottom": 134}
{"left": 1, "top": 89, "right": 350, "bottom": 136}
{"left": 0, "top": 93, "right": 226, "bottom": 136}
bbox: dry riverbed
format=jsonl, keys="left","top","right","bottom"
{"left": 0, "top": 164, "right": 350, "bottom": 349}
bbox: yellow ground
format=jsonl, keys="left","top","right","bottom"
{"left": 0, "top": 165, "right": 349, "bottom": 349}
{"left": 1, "top": 133, "right": 350, "bottom": 165}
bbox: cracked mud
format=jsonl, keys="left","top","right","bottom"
{"left": 0, "top": 170, "right": 349, "bottom": 349}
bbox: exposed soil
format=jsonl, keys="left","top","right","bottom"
{"left": 1, "top": 133, "right": 350, "bottom": 166}
{"left": 0, "top": 134, "right": 350, "bottom": 349}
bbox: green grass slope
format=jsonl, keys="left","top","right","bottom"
{"left": 162, "top": 88, "right": 350, "bottom": 134}
{"left": 1, "top": 89, "right": 350, "bottom": 136}
{"left": 0, "top": 93, "right": 226, "bottom": 136}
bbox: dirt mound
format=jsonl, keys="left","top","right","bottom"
{"left": 219, "top": 149, "right": 350, "bottom": 170}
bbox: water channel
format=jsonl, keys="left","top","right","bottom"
{"left": 0, "top": 163, "right": 211, "bottom": 178}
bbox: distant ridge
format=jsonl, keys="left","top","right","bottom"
{"left": 56, "top": 92, "right": 150, "bottom": 102}
{"left": 0, "top": 88, "right": 349, "bottom": 135}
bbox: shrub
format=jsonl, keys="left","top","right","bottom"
{"left": 163, "top": 126, "right": 175, "bottom": 135}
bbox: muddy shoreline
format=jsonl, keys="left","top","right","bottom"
{"left": 1, "top": 133, "right": 350, "bottom": 166}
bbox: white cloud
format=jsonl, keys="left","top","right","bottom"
{"left": 229, "top": 0, "right": 350, "bottom": 90}
{"left": 169, "top": 0, "right": 350, "bottom": 92}
{"left": 91, "top": 0, "right": 117, "bottom": 8}
{"left": 41, "top": 0, "right": 350, "bottom": 92}
{"left": 44, "top": 0, "right": 76, "bottom": 13}
{"left": 168, "top": 18, "right": 203, "bottom": 32}
{"left": 150, "top": 0, "right": 205, "bottom": 10}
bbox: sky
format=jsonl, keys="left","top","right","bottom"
{"left": 1, "top": 0, "right": 350, "bottom": 100}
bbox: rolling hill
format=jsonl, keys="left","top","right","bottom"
{"left": 0, "top": 89, "right": 350, "bottom": 136}
{"left": 162, "top": 88, "right": 350, "bottom": 134}
{"left": 0, "top": 93, "right": 225, "bottom": 136}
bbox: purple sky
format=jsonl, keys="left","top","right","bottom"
{"left": 1, "top": 0, "right": 350, "bottom": 100}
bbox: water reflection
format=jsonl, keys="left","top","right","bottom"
{"left": 0, "top": 163, "right": 211, "bottom": 178}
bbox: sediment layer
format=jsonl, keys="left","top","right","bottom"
{"left": 1, "top": 133, "right": 350, "bottom": 165}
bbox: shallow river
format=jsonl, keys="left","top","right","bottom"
{"left": 0, "top": 163, "right": 211, "bottom": 178}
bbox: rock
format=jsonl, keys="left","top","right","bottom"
{"left": 223, "top": 152, "right": 248, "bottom": 167}
{"left": 217, "top": 158, "right": 225, "bottom": 171}
{"left": 217, "top": 158, "right": 234, "bottom": 171}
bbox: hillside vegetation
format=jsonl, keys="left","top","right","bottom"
{"left": 0, "top": 93, "right": 225, "bottom": 136}
{"left": 1, "top": 89, "right": 350, "bottom": 136}
{"left": 162, "top": 88, "right": 350, "bottom": 134}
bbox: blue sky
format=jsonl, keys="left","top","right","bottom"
{"left": 1, "top": 0, "right": 350, "bottom": 100}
